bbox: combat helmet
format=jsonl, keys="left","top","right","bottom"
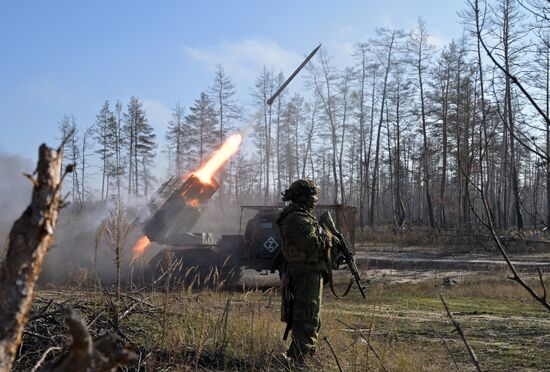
{"left": 281, "top": 179, "right": 319, "bottom": 203}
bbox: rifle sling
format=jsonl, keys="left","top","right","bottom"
{"left": 327, "top": 242, "right": 353, "bottom": 298}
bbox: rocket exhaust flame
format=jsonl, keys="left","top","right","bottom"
{"left": 194, "top": 134, "right": 242, "bottom": 183}
{"left": 132, "top": 235, "right": 150, "bottom": 260}
{"left": 131, "top": 134, "right": 242, "bottom": 259}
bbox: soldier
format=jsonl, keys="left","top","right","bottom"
{"left": 276, "top": 179, "right": 329, "bottom": 364}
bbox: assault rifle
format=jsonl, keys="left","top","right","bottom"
{"left": 320, "top": 211, "right": 366, "bottom": 299}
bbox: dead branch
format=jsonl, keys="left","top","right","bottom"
{"left": 432, "top": 327, "right": 461, "bottom": 372}
{"left": 23, "top": 331, "right": 56, "bottom": 342}
{"left": 477, "top": 9, "right": 550, "bottom": 133}
{"left": 462, "top": 160, "right": 550, "bottom": 311}
{"left": 31, "top": 347, "right": 62, "bottom": 372}
{"left": 0, "top": 144, "right": 64, "bottom": 371}
{"left": 440, "top": 294, "right": 482, "bottom": 372}
{"left": 454, "top": 52, "right": 550, "bottom": 311}
{"left": 336, "top": 319, "right": 388, "bottom": 372}
{"left": 86, "top": 311, "right": 105, "bottom": 329}
{"left": 322, "top": 336, "right": 343, "bottom": 372}
{"left": 118, "top": 295, "right": 153, "bottom": 322}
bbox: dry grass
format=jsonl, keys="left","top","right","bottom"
{"left": 23, "top": 268, "right": 550, "bottom": 371}
{"left": 376, "top": 272, "right": 550, "bottom": 302}
{"left": 129, "top": 287, "right": 452, "bottom": 371}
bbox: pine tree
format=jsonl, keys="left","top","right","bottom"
{"left": 208, "top": 65, "right": 242, "bottom": 205}
{"left": 113, "top": 101, "right": 125, "bottom": 200}
{"left": 58, "top": 115, "right": 81, "bottom": 209}
{"left": 95, "top": 100, "right": 115, "bottom": 202}
{"left": 136, "top": 110, "right": 157, "bottom": 198}
{"left": 208, "top": 65, "right": 241, "bottom": 146}
{"left": 123, "top": 96, "right": 156, "bottom": 197}
{"left": 165, "top": 102, "right": 189, "bottom": 176}
{"left": 186, "top": 92, "right": 217, "bottom": 165}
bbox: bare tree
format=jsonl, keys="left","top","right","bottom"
{"left": 369, "top": 28, "right": 404, "bottom": 226}
{"left": 431, "top": 44, "right": 454, "bottom": 227}
{"left": 338, "top": 67, "right": 354, "bottom": 204}
{"left": 58, "top": 115, "right": 81, "bottom": 209}
{"left": 251, "top": 67, "right": 275, "bottom": 203}
{"left": 100, "top": 201, "right": 131, "bottom": 328}
{"left": 79, "top": 125, "right": 94, "bottom": 205}
{"left": 273, "top": 72, "right": 287, "bottom": 193}
{"left": 388, "top": 59, "right": 411, "bottom": 228}
{"left": 308, "top": 48, "right": 342, "bottom": 204}
{"left": 408, "top": 18, "right": 437, "bottom": 228}
{"left": 496, "top": 0, "right": 527, "bottom": 229}
{"left": 302, "top": 91, "right": 320, "bottom": 179}
{"left": 353, "top": 42, "right": 371, "bottom": 230}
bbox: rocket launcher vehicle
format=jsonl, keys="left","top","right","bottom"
{"left": 142, "top": 174, "right": 219, "bottom": 244}
{"left": 133, "top": 44, "right": 321, "bottom": 260}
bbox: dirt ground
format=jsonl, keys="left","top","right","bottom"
{"left": 241, "top": 242, "right": 550, "bottom": 287}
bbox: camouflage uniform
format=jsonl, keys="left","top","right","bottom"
{"left": 277, "top": 180, "right": 328, "bottom": 362}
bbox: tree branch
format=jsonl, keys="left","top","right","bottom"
{"left": 478, "top": 22, "right": 550, "bottom": 129}
{"left": 440, "top": 294, "right": 483, "bottom": 372}
{"left": 322, "top": 336, "right": 343, "bottom": 372}
{"left": 336, "top": 319, "right": 388, "bottom": 372}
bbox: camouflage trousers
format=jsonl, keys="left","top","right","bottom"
{"left": 287, "top": 271, "right": 323, "bottom": 361}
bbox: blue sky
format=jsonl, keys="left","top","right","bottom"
{"left": 0, "top": 1, "right": 464, "bottom": 164}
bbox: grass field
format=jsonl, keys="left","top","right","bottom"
{"left": 18, "top": 270, "right": 550, "bottom": 371}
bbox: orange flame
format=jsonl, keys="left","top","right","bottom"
{"left": 186, "top": 198, "right": 200, "bottom": 207}
{"left": 194, "top": 134, "right": 242, "bottom": 184}
{"left": 132, "top": 235, "right": 150, "bottom": 260}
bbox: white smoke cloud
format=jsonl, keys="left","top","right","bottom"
{"left": 0, "top": 151, "right": 146, "bottom": 284}
{"left": 0, "top": 152, "right": 34, "bottom": 242}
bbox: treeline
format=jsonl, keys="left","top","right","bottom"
{"left": 59, "top": 0, "right": 550, "bottom": 232}
{"left": 59, "top": 97, "right": 156, "bottom": 205}
{"left": 58, "top": 64, "right": 243, "bottom": 208}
